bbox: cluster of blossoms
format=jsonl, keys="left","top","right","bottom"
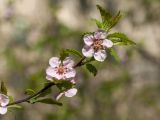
{"left": 82, "top": 30, "right": 113, "bottom": 62}
{"left": 45, "top": 29, "right": 113, "bottom": 100}
{"left": 46, "top": 57, "right": 77, "bottom": 99}
{"left": 0, "top": 93, "right": 9, "bottom": 115}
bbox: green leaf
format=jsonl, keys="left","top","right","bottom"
{"left": 9, "top": 96, "right": 14, "bottom": 103}
{"left": 65, "top": 49, "right": 83, "bottom": 58}
{"left": 86, "top": 64, "right": 97, "bottom": 76}
{"left": 25, "top": 89, "right": 35, "bottom": 95}
{"left": 107, "top": 32, "right": 136, "bottom": 45}
{"left": 108, "top": 48, "right": 120, "bottom": 62}
{"left": 108, "top": 11, "right": 122, "bottom": 31}
{"left": 96, "top": 5, "right": 112, "bottom": 22}
{"left": 56, "top": 80, "right": 74, "bottom": 91}
{"left": 0, "top": 81, "right": 7, "bottom": 95}
{"left": 60, "top": 49, "right": 69, "bottom": 61}
{"left": 8, "top": 105, "right": 22, "bottom": 109}
{"left": 35, "top": 98, "right": 62, "bottom": 106}
{"left": 92, "top": 19, "right": 103, "bottom": 28}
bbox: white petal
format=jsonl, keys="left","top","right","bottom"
{"left": 56, "top": 92, "right": 64, "bottom": 100}
{"left": 70, "top": 79, "right": 76, "bottom": 84}
{"left": 82, "top": 45, "right": 94, "bottom": 57}
{"left": 94, "top": 50, "right": 107, "bottom": 62}
{"left": 65, "top": 69, "right": 76, "bottom": 79}
{"left": 55, "top": 73, "right": 64, "bottom": 80}
{"left": 63, "top": 57, "right": 74, "bottom": 68}
{"left": 49, "top": 57, "right": 60, "bottom": 67}
{"left": 102, "top": 39, "right": 113, "bottom": 48}
{"left": 94, "top": 30, "right": 107, "bottom": 39}
{"left": 46, "top": 67, "right": 57, "bottom": 78}
{"left": 0, "top": 107, "right": 7, "bottom": 115}
{"left": 65, "top": 88, "right": 77, "bottom": 97}
{"left": 83, "top": 34, "right": 94, "bottom": 46}
{"left": 46, "top": 75, "right": 53, "bottom": 81}
{"left": 0, "top": 94, "right": 9, "bottom": 106}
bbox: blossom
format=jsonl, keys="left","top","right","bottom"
{"left": 0, "top": 93, "right": 9, "bottom": 115}
{"left": 56, "top": 88, "right": 78, "bottom": 100}
{"left": 46, "top": 57, "right": 76, "bottom": 81}
{"left": 82, "top": 29, "right": 113, "bottom": 62}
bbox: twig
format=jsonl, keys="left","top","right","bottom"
{"left": 7, "top": 56, "right": 86, "bottom": 106}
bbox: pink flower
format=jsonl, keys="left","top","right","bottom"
{"left": 56, "top": 88, "right": 77, "bottom": 100}
{"left": 0, "top": 94, "right": 9, "bottom": 115}
{"left": 82, "top": 30, "right": 113, "bottom": 62}
{"left": 46, "top": 57, "right": 76, "bottom": 81}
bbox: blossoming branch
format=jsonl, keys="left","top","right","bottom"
{"left": 0, "top": 5, "right": 135, "bottom": 115}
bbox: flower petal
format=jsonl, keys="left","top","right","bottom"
{"left": 70, "top": 79, "right": 76, "bottom": 84}
{"left": 102, "top": 39, "right": 113, "bottom": 48}
{"left": 82, "top": 45, "right": 94, "bottom": 57}
{"left": 63, "top": 57, "right": 74, "bottom": 68}
{"left": 65, "top": 88, "right": 77, "bottom": 97}
{"left": 65, "top": 69, "right": 76, "bottom": 79}
{"left": 94, "top": 29, "right": 107, "bottom": 39}
{"left": 94, "top": 50, "right": 107, "bottom": 62}
{"left": 0, "top": 107, "right": 7, "bottom": 115}
{"left": 0, "top": 94, "right": 9, "bottom": 107}
{"left": 56, "top": 92, "right": 64, "bottom": 100}
{"left": 83, "top": 34, "right": 94, "bottom": 46}
{"left": 46, "top": 67, "right": 57, "bottom": 78}
{"left": 49, "top": 57, "right": 60, "bottom": 67}
{"left": 46, "top": 75, "right": 53, "bottom": 81}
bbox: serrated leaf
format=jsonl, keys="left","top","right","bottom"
{"left": 96, "top": 5, "right": 112, "bottom": 22}
{"left": 107, "top": 33, "right": 136, "bottom": 45}
{"left": 0, "top": 81, "right": 7, "bottom": 95}
{"left": 108, "top": 48, "right": 120, "bottom": 62}
{"left": 86, "top": 64, "right": 97, "bottom": 76}
{"left": 108, "top": 11, "right": 122, "bottom": 31}
{"left": 92, "top": 19, "right": 103, "bottom": 28}
{"left": 65, "top": 49, "right": 83, "bottom": 58}
{"left": 60, "top": 49, "right": 69, "bottom": 61}
{"left": 35, "top": 98, "right": 62, "bottom": 106}
{"left": 25, "top": 89, "right": 35, "bottom": 95}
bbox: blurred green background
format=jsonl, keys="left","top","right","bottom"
{"left": 0, "top": 0, "right": 160, "bottom": 120}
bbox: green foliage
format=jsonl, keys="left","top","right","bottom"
{"left": 86, "top": 64, "right": 97, "bottom": 76}
{"left": 60, "top": 49, "right": 69, "bottom": 61}
{"left": 34, "top": 98, "right": 62, "bottom": 106}
{"left": 37, "top": 87, "right": 52, "bottom": 98}
{"left": 56, "top": 80, "right": 74, "bottom": 91}
{"left": 9, "top": 96, "right": 14, "bottom": 103}
{"left": 107, "top": 32, "right": 136, "bottom": 45}
{"left": 25, "top": 89, "right": 36, "bottom": 95}
{"left": 8, "top": 105, "right": 22, "bottom": 109}
{"left": 108, "top": 48, "right": 120, "bottom": 62}
{"left": 0, "top": 81, "right": 7, "bottom": 95}
{"left": 95, "top": 5, "right": 122, "bottom": 31}
{"left": 65, "top": 49, "right": 83, "bottom": 58}
{"left": 96, "top": 5, "right": 112, "bottom": 22}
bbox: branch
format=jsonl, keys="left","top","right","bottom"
{"left": 7, "top": 82, "right": 55, "bottom": 106}
{"left": 7, "top": 56, "right": 86, "bottom": 106}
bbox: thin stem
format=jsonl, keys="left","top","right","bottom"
{"left": 73, "top": 56, "right": 86, "bottom": 68}
{"left": 7, "top": 56, "right": 86, "bottom": 106}
{"left": 7, "top": 83, "right": 55, "bottom": 106}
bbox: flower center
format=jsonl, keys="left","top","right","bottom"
{"left": 57, "top": 65, "right": 65, "bottom": 75}
{"left": 92, "top": 39, "right": 103, "bottom": 51}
